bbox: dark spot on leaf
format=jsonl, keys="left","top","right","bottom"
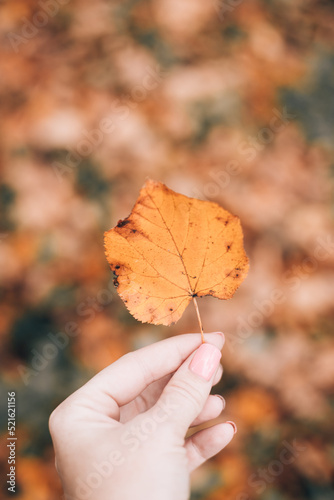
{"left": 225, "top": 220, "right": 229, "bottom": 225}
{"left": 116, "top": 218, "right": 130, "bottom": 228}
{"left": 131, "top": 229, "right": 137, "bottom": 233}
{"left": 115, "top": 265, "right": 120, "bottom": 269}
{"left": 227, "top": 245, "right": 231, "bottom": 251}
{"left": 192, "top": 293, "right": 198, "bottom": 297}
{"left": 169, "top": 308, "right": 173, "bottom": 311}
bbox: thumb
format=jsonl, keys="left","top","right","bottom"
{"left": 150, "top": 342, "right": 222, "bottom": 438}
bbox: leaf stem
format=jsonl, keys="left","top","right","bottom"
{"left": 193, "top": 297, "right": 205, "bottom": 343}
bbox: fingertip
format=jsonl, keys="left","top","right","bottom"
{"left": 215, "top": 421, "right": 236, "bottom": 446}
{"left": 190, "top": 394, "right": 225, "bottom": 427}
{"left": 204, "top": 332, "right": 225, "bottom": 350}
{"left": 209, "top": 331, "right": 225, "bottom": 342}
{"left": 226, "top": 420, "right": 237, "bottom": 434}
{"left": 214, "top": 394, "right": 226, "bottom": 410}
{"left": 213, "top": 331, "right": 225, "bottom": 338}
{"left": 185, "top": 420, "right": 236, "bottom": 471}
{"left": 212, "top": 363, "right": 223, "bottom": 385}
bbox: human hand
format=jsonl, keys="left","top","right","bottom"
{"left": 49, "top": 332, "right": 236, "bottom": 500}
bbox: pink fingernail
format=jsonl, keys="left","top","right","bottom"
{"left": 226, "top": 421, "right": 237, "bottom": 434}
{"left": 189, "top": 343, "right": 222, "bottom": 381}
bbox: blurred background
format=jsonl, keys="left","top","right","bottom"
{"left": 1, "top": 0, "right": 334, "bottom": 499}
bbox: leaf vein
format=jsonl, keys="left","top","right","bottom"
{"left": 117, "top": 232, "right": 190, "bottom": 293}
{"left": 147, "top": 191, "right": 193, "bottom": 294}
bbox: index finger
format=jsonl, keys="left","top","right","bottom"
{"left": 75, "top": 332, "right": 224, "bottom": 418}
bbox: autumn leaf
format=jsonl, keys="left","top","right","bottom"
{"left": 104, "top": 180, "right": 249, "bottom": 339}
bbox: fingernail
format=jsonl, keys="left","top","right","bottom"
{"left": 189, "top": 343, "right": 222, "bottom": 381}
{"left": 212, "top": 331, "right": 225, "bottom": 339}
{"left": 226, "top": 421, "right": 237, "bottom": 434}
{"left": 215, "top": 394, "right": 226, "bottom": 409}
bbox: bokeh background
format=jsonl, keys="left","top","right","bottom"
{"left": 1, "top": 0, "right": 334, "bottom": 499}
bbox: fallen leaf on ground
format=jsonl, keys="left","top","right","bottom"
{"left": 104, "top": 179, "right": 249, "bottom": 330}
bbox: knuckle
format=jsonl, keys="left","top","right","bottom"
{"left": 48, "top": 407, "right": 60, "bottom": 435}
{"left": 48, "top": 399, "right": 73, "bottom": 435}
{"left": 168, "top": 378, "right": 204, "bottom": 412}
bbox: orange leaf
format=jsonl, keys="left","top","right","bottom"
{"left": 104, "top": 180, "right": 249, "bottom": 330}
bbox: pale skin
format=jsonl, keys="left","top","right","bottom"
{"left": 49, "top": 332, "right": 236, "bottom": 500}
